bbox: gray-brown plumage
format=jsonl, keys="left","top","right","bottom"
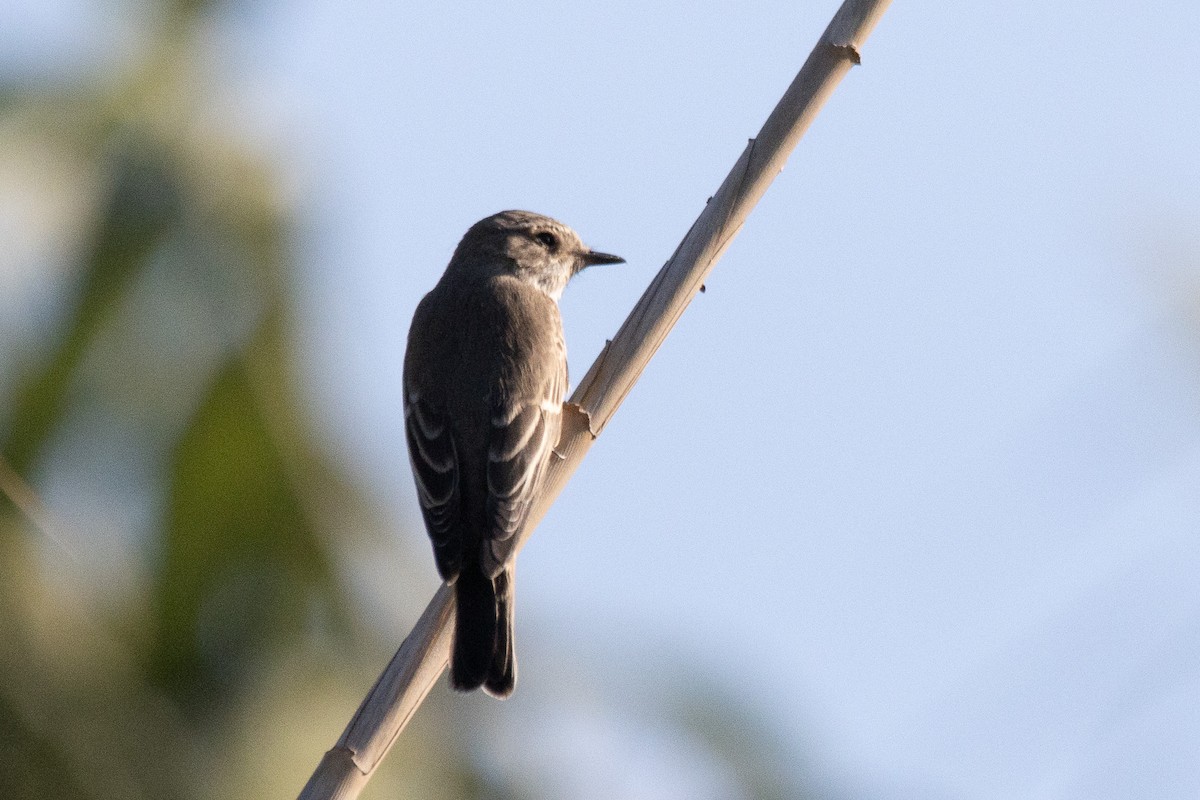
{"left": 403, "top": 210, "right": 622, "bottom": 697}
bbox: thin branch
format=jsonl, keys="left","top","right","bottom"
{"left": 298, "top": 2, "right": 892, "bottom": 797}
{"left": 0, "top": 453, "right": 79, "bottom": 561}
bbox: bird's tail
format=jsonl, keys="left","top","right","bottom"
{"left": 452, "top": 563, "right": 516, "bottom": 697}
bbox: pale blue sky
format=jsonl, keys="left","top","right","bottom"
{"left": 5, "top": 1, "right": 1200, "bottom": 798}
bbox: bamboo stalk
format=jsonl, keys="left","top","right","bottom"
{"left": 299, "top": 2, "right": 892, "bottom": 796}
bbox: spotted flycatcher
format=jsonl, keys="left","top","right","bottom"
{"left": 404, "top": 210, "right": 623, "bottom": 697}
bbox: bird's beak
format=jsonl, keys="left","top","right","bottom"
{"left": 580, "top": 250, "right": 625, "bottom": 267}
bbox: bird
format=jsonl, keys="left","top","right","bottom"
{"left": 403, "top": 210, "right": 623, "bottom": 697}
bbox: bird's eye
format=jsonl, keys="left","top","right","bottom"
{"left": 534, "top": 231, "right": 558, "bottom": 250}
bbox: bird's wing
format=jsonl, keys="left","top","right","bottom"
{"left": 404, "top": 384, "right": 462, "bottom": 580}
{"left": 480, "top": 361, "right": 567, "bottom": 577}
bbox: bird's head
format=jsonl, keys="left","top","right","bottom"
{"left": 450, "top": 210, "right": 624, "bottom": 300}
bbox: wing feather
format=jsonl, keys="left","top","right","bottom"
{"left": 404, "top": 385, "right": 462, "bottom": 579}
{"left": 480, "top": 359, "right": 566, "bottom": 577}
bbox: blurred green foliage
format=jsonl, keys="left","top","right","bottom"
{"left": 0, "top": 3, "right": 402, "bottom": 796}
{"left": 4, "top": 145, "right": 180, "bottom": 478}
{"left": 0, "top": 66, "right": 344, "bottom": 718}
